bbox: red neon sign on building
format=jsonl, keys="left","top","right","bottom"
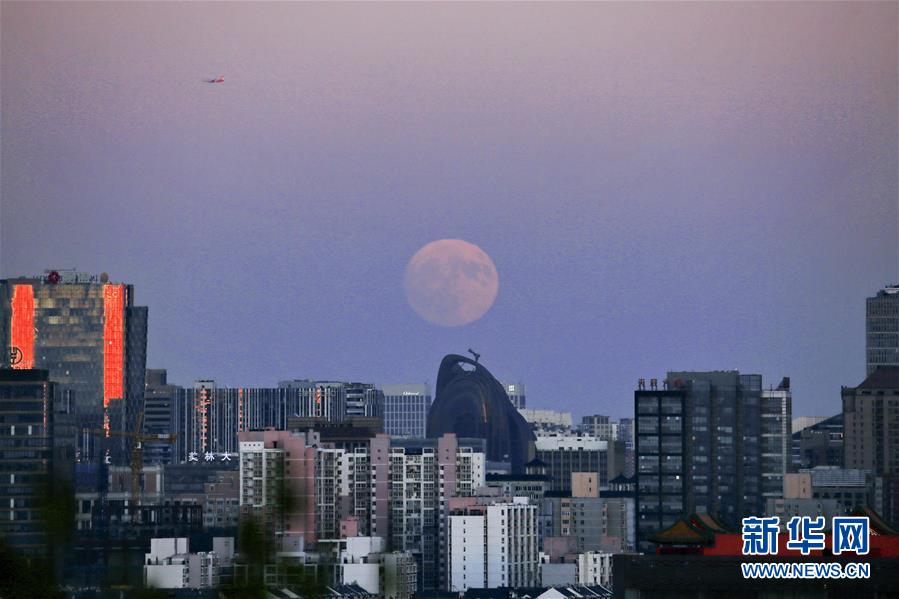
{"left": 103, "top": 284, "right": 125, "bottom": 407}
{"left": 10, "top": 284, "right": 35, "bottom": 369}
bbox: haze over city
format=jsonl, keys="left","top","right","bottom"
{"left": 2, "top": 1, "right": 897, "bottom": 418}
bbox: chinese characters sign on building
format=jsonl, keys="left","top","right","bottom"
{"left": 187, "top": 452, "right": 233, "bottom": 462}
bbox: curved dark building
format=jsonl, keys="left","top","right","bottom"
{"left": 427, "top": 354, "right": 535, "bottom": 472}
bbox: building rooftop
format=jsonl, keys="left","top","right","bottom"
{"left": 851, "top": 506, "right": 899, "bottom": 536}
{"left": 648, "top": 513, "right": 735, "bottom": 546}
{"left": 854, "top": 367, "right": 899, "bottom": 390}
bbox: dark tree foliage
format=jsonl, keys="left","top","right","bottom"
{"left": 0, "top": 476, "right": 75, "bottom": 598}
{"left": 0, "top": 540, "right": 61, "bottom": 599}
{"left": 220, "top": 478, "right": 327, "bottom": 598}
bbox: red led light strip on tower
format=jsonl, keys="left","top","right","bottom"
{"left": 103, "top": 284, "right": 125, "bottom": 407}
{"left": 10, "top": 284, "right": 35, "bottom": 369}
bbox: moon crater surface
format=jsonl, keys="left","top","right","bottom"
{"left": 404, "top": 239, "right": 499, "bottom": 327}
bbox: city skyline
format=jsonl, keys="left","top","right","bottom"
{"left": 2, "top": 2, "right": 897, "bottom": 419}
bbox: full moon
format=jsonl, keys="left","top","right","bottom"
{"left": 404, "top": 239, "right": 499, "bottom": 327}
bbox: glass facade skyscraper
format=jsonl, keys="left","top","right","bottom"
{"left": 381, "top": 384, "right": 431, "bottom": 438}
{"left": 866, "top": 285, "right": 899, "bottom": 374}
{"left": 760, "top": 378, "right": 792, "bottom": 503}
{"left": 1, "top": 272, "right": 147, "bottom": 464}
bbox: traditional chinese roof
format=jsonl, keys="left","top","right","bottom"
{"left": 850, "top": 506, "right": 899, "bottom": 535}
{"left": 648, "top": 515, "right": 715, "bottom": 545}
{"left": 648, "top": 513, "right": 736, "bottom": 545}
{"left": 691, "top": 512, "right": 736, "bottom": 534}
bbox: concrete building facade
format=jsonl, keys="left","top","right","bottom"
{"left": 448, "top": 498, "right": 539, "bottom": 592}
{"left": 238, "top": 430, "right": 318, "bottom": 552}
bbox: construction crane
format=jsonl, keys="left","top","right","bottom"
{"left": 88, "top": 411, "right": 177, "bottom": 504}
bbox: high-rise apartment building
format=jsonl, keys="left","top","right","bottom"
{"left": 388, "top": 435, "right": 485, "bottom": 591}
{"left": 842, "top": 368, "right": 899, "bottom": 524}
{"left": 317, "top": 433, "right": 486, "bottom": 591}
{"left": 866, "top": 284, "right": 899, "bottom": 374}
{"left": 635, "top": 371, "right": 788, "bottom": 551}
{"left": 381, "top": 384, "right": 431, "bottom": 438}
{"left": 238, "top": 425, "right": 486, "bottom": 591}
{"left": 448, "top": 498, "right": 538, "bottom": 591}
{"left": 760, "top": 378, "right": 792, "bottom": 502}
{"left": 237, "top": 429, "right": 318, "bottom": 553}
{"left": 634, "top": 386, "right": 686, "bottom": 553}
{"left": 1, "top": 272, "right": 148, "bottom": 463}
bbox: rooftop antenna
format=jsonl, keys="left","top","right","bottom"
{"left": 467, "top": 348, "right": 481, "bottom": 362}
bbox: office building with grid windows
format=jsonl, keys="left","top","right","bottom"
{"left": 381, "top": 384, "right": 431, "bottom": 438}
{"left": 866, "top": 284, "right": 899, "bottom": 375}
{"left": 635, "top": 371, "right": 783, "bottom": 552}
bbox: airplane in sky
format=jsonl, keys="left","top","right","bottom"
{"left": 207, "top": 75, "right": 225, "bottom": 83}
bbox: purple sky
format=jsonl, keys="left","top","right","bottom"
{"left": 2, "top": 2, "right": 897, "bottom": 418}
